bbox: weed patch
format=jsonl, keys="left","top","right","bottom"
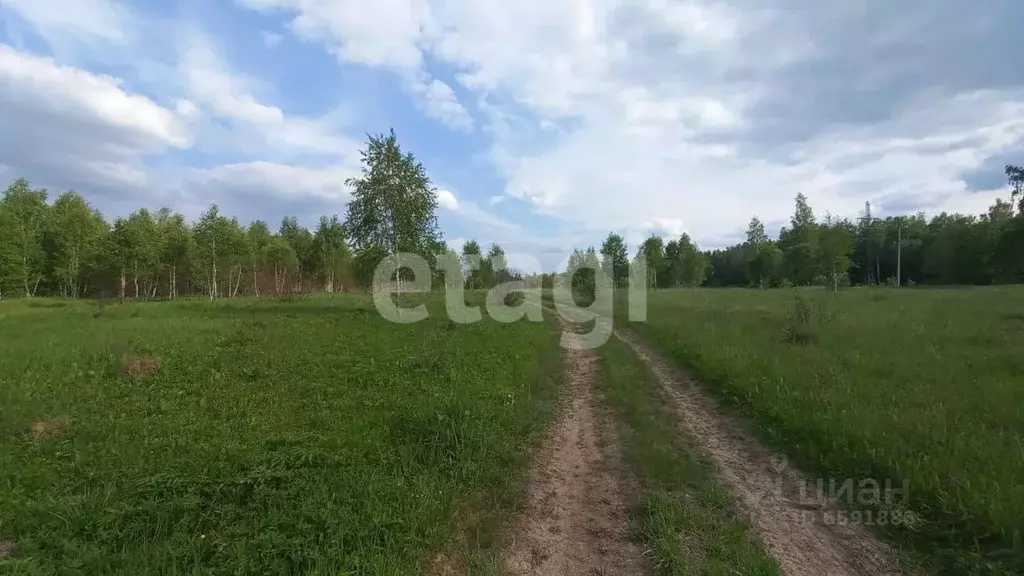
{"left": 119, "top": 355, "right": 160, "bottom": 379}
{"left": 30, "top": 416, "right": 69, "bottom": 440}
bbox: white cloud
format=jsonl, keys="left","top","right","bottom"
{"left": 187, "top": 161, "right": 354, "bottom": 201}
{"left": 410, "top": 76, "right": 473, "bottom": 131}
{"left": 236, "top": 0, "right": 430, "bottom": 68}
{"left": 436, "top": 188, "right": 459, "bottom": 210}
{"left": 255, "top": 0, "right": 1016, "bottom": 245}
{"left": 648, "top": 218, "right": 685, "bottom": 238}
{"left": 0, "top": 44, "right": 190, "bottom": 148}
{"left": 0, "top": 44, "right": 191, "bottom": 196}
{"left": 1, "top": 0, "right": 133, "bottom": 46}
{"left": 177, "top": 30, "right": 361, "bottom": 159}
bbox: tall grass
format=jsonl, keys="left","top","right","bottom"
{"left": 623, "top": 286, "right": 1024, "bottom": 574}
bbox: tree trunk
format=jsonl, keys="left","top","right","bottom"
{"left": 274, "top": 265, "right": 280, "bottom": 294}
{"left": 120, "top": 269, "right": 126, "bottom": 299}
{"left": 233, "top": 266, "right": 241, "bottom": 298}
{"left": 252, "top": 258, "right": 259, "bottom": 298}
{"left": 210, "top": 238, "right": 218, "bottom": 300}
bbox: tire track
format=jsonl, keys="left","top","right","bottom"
{"left": 615, "top": 329, "right": 904, "bottom": 576}
{"left": 502, "top": 322, "right": 645, "bottom": 576}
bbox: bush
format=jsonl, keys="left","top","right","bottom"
{"left": 503, "top": 290, "right": 525, "bottom": 307}
{"left": 783, "top": 289, "right": 837, "bottom": 345}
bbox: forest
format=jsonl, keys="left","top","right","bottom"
{"left": 1, "top": 144, "right": 1022, "bottom": 299}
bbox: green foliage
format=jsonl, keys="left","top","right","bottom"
{"left": 778, "top": 193, "right": 821, "bottom": 285}
{"left": 47, "top": 192, "right": 107, "bottom": 298}
{"left": 636, "top": 235, "right": 665, "bottom": 288}
{"left": 344, "top": 129, "right": 442, "bottom": 276}
{"left": 664, "top": 233, "right": 707, "bottom": 287}
{"left": 626, "top": 287, "right": 1024, "bottom": 574}
{"left": 597, "top": 337, "right": 780, "bottom": 575}
{"left": 566, "top": 247, "right": 601, "bottom": 303}
{"left": 461, "top": 239, "right": 483, "bottom": 289}
{"left": 0, "top": 294, "right": 560, "bottom": 574}
{"left": 782, "top": 289, "right": 837, "bottom": 344}
{"left": 599, "top": 233, "right": 629, "bottom": 288}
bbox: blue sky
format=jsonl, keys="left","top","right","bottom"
{"left": 1, "top": 0, "right": 1022, "bottom": 272}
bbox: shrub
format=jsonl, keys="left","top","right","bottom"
{"left": 783, "top": 289, "right": 837, "bottom": 345}
{"left": 503, "top": 290, "right": 525, "bottom": 307}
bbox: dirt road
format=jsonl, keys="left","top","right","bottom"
{"left": 502, "top": 324, "right": 645, "bottom": 576}
{"left": 615, "top": 329, "right": 904, "bottom": 576}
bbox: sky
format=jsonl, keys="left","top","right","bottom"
{"left": 1, "top": 0, "right": 1022, "bottom": 273}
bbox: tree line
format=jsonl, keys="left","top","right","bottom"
{"left": 575, "top": 165, "right": 1024, "bottom": 291}
{"left": 0, "top": 130, "right": 550, "bottom": 301}
{"left": 2, "top": 132, "right": 1021, "bottom": 300}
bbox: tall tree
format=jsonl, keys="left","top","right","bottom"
{"left": 636, "top": 235, "right": 665, "bottom": 289}
{"left": 779, "top": 193, "right": 820, "bottom": 285}
{"left": 157, "top": 209, "right": 191, "bottom": 299}
{"left": 743, "top": 216, "right": 781, "bottom": 287}
{"left": 344, "top": 129, "right": 442, "bottom": 291}
{"left": 48, "top": 192, "right": 107, "bottom": 298}
{"left": 247, "top": 221, "right": 272, "bottom": 296}
{"left": 818, "top": 214, "right": 854, "bottom": 292}
{"left": 264, "top": 236, "right": 298, "bottom": 294}
{"left": 673, "top": 233, "right": 708, "bottom": 287}
{"left": 461, "top": 239, "right": 483, "bottom": 289}
{"left": 312, "top": 215, "right": 349, "bottom": 292}
{"left": 1007, "top": 164, "right": 1024, "bottom": 213}
{"left": 1, "top": 178, "right": 49, "bottom": 296}
{"left": 0, "top": 204, "right": 24, "bottom": 298}
{"left": 486, "top": 243, "right": 509, "bottom": 287}
{"left": 599, "top": 233, "right": 629, "bottom": 288}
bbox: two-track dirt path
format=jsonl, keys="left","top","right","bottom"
{"left": 615, "top": 329, "right": 904, "bottom": 576}
{"left": 501, "top": 319, "right": 645, "bottom": 576}
{"left": 503, "top": 299, "right": 904, "bottom": 576}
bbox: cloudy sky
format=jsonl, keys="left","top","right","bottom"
{"left": 1, "top": 0, "right": 1022, "bottom": 272}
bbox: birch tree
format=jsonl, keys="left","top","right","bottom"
{"left": 49, "top": 192, "right": 106, "bottom": 298}
{"left": 344, "top": 129, "right": 441, "bottom": 294}
{"left": 1, "top": 178, "right": 49, "bottom": 296}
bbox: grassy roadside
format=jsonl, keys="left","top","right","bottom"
{"left": 596, "top": 335, "right": 780, "bottom": 575}
{"left": 621, "top": 287, "right": 1024, "bottom": 575}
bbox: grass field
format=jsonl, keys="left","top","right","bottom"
{"left": 0, "top": 294, "right": 560, "bottom": 575}
{"left": 623, "top": 286, "right": 1024, "bottom": 574}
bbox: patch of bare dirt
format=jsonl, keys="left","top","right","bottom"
{"left": 616, "top": 330, "right": 903, "bottom": 576}
{"left": 120, "top": 356, "right": 160, "bottom": 379}
{"left": 428, "top": 551, "right": 463, "bottom": 576}
{"left": 502, "top": 325, "right": 645, "bottom": 576}
{"left": 31, "top": 415, "right": 70, "bottom": 440}
{"left": 0, "top": 539, "right": 18, "bottom": 558}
